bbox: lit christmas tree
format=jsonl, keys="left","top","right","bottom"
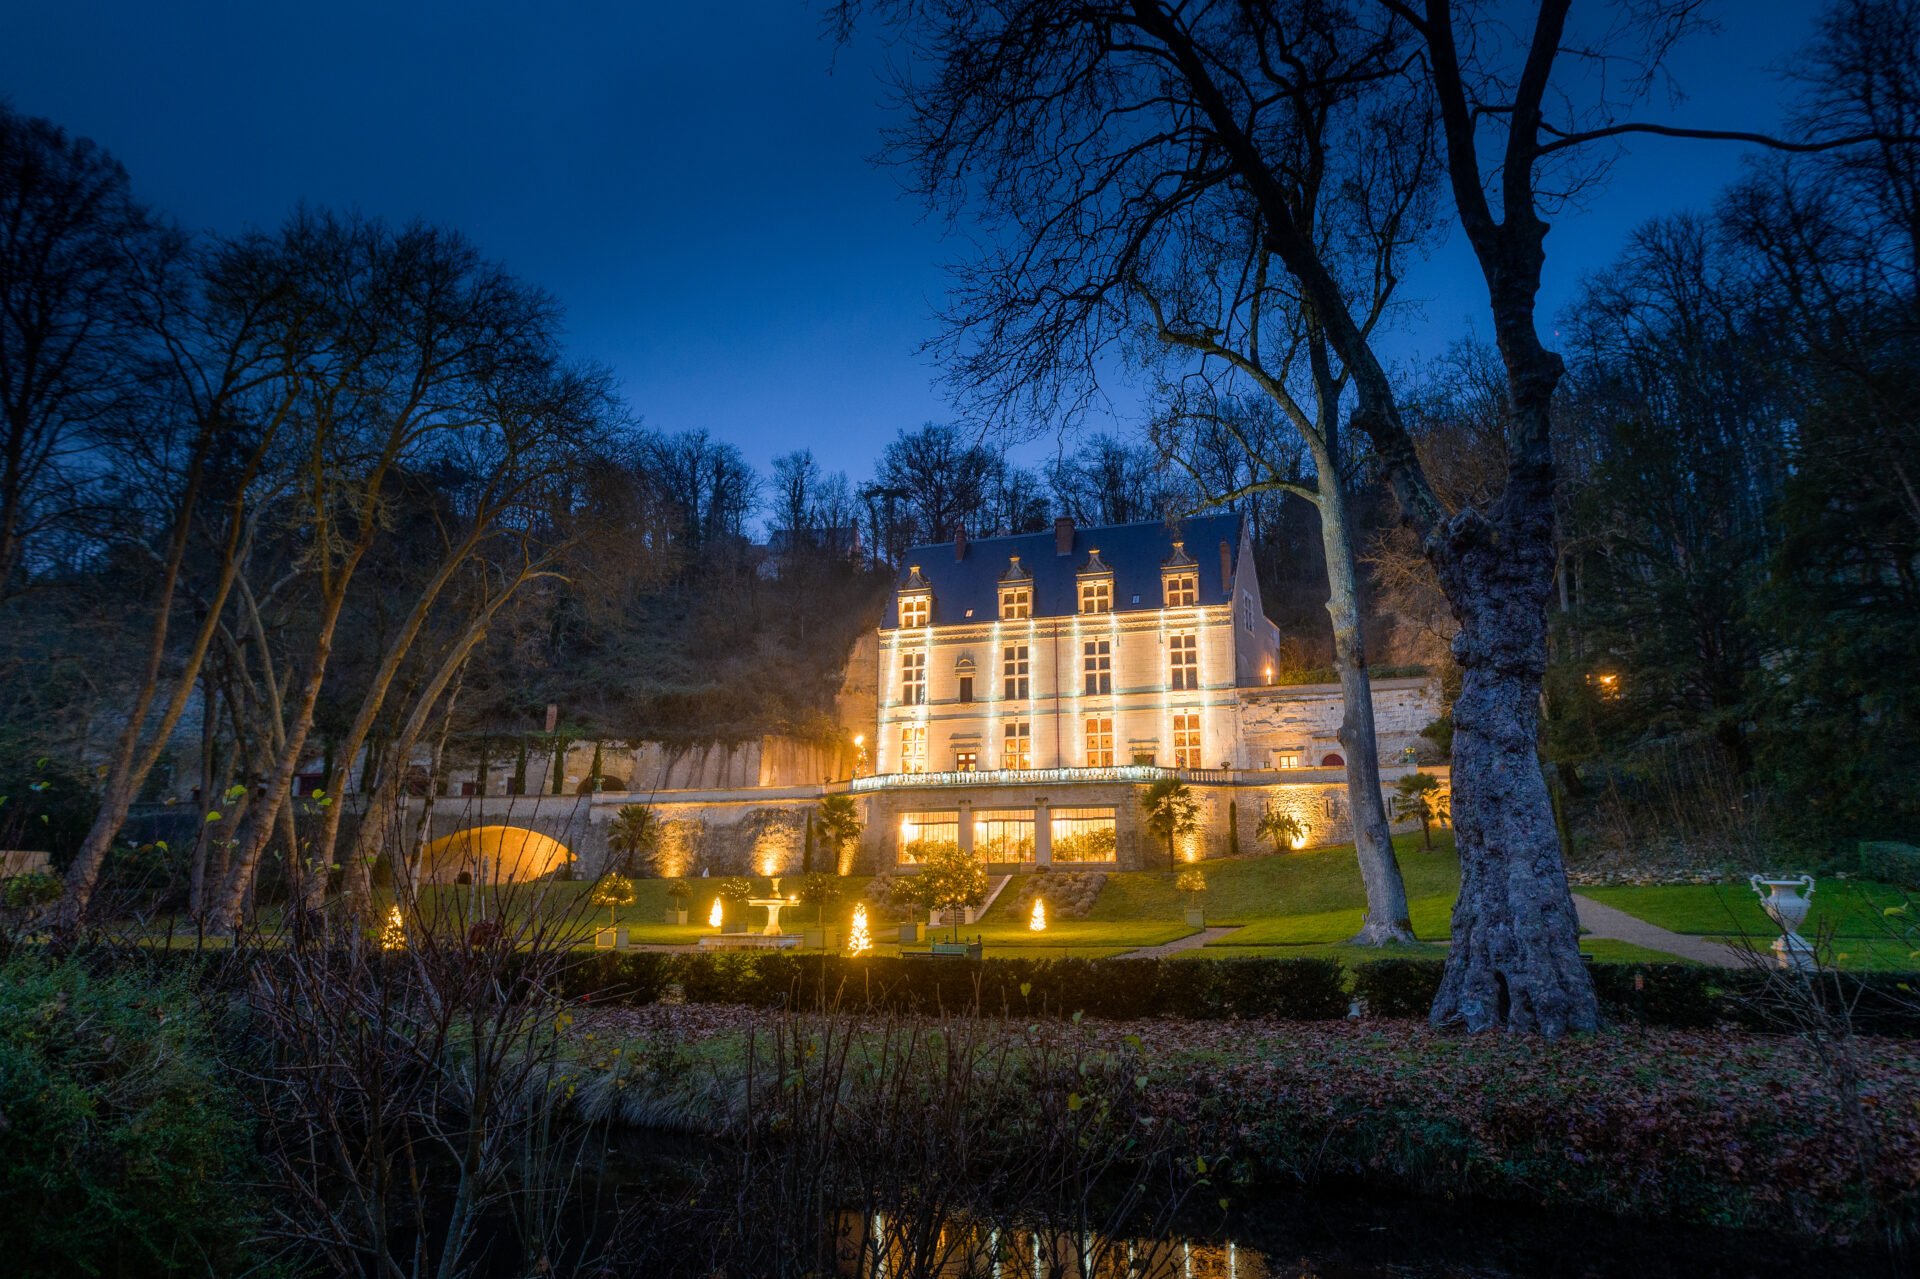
{"left": 380, "top": 904, "right": 406, "bottom": 951}
{"left": 846, "top": 903, "right": 872, "bottom": 954}
{"left": 708, "top": 897, "right": 724, "bottom": 929}
{"left": 1029, "top": 897, "right": 1047, "bottom": 931}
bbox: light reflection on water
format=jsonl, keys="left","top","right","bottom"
{"left": 841, "top": 1212, "right": 1260, "bottom": 1279}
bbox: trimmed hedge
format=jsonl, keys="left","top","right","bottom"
{"left": 568, "top": 952, "right": 1918, "bottom": 1034}
{"left": 558, "top": 952, "right": 1351, "bottom": 1021}
{"left": 1860, "top": 840, "right": 1920, "bottom": 888}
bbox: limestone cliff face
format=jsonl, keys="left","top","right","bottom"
{"left": 1235, "top": 676, "right": 1442, "bottom": 768}
{"left": 835, "top": 631, "right": 878, "bottom": 746}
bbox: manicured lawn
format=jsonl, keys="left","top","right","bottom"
{"left": 1579, "top": 878, "right": 1911, "bottom": 940}
{"left": 1178, "top": 940, "right": 1448, "bottom": 967}
{"left": 1700, "top": 933, "right": 1920, "bottom": 971}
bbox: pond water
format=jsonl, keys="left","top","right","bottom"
{"left": 568, "top": 1134, "right": 1883, "bottom": 1279}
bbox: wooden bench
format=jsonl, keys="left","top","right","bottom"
{"left": 902, "top": 940, "right": 984, "bottom": 961}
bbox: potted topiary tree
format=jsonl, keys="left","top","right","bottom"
{"left": 1176, "top": 866, "right": 1208, "bottom": 928}
{"left": 799, "top": 870, "right": 842, "bottom": 950}
{"left": 663, "top": 878, "right": 690, "bottom": 925}
{"left": 916, "top": 840, "right": 988, "bottom": 942}
{"left": 716, "top": 876, "right": 753, "bottom": 934}
{"left": 590, "top": 873, "right": 635, "bottom": 948}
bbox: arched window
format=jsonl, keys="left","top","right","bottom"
{"left": 1321, "top": 752, "right": 1345, "bottom": 768}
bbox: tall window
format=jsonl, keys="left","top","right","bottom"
{"left": 900, "top": 594, "right": 930, "bottom": 628}
{"left": 999, "top": 585, "right": 1030, "bottom": 619}
{"left": 900, "top": 724, "right": 927, "bottom": 774}
{"left": 1164, "top": 571, "right": 1197, "bottom": 607}
{"left": 901, "top": 650, "right": 925, "bottom": 705}
{"left": 958, "top": 674, "right": 974, "bottom": 704}
{"left": 1172, "top": 712, "right": 1201, "bottom": 768}
{"left": 1085, "top": 716, "right": 1114, "bottom": 768}
{"left": 1003, "top": 644, "right": 1029, "bottom": 699}
{"left": 1083, "top": 638, "right": 1112, "bottom": 695}
{"left": 1079, "top": 578, "right": 1112, "bottom": 614}
{"left": 1169, "top": 632, "right": 1198, "bottom": 691}
{"left": 1003, "top": 720, "right": 1031, "bottom": 770}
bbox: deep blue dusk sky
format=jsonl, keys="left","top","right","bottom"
{"left": 0, "top": 1, "right": 1823, "bottom": 485}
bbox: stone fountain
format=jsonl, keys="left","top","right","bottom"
{"left": 698, "top": 875, "right": 802, "bottom": 950}
{"left": 1750, "top": 873, "right": 1817, "bottom": 971}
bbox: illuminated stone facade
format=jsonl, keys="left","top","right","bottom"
{"left": 876, "top": 516, "right": 1276, "bottom": 777}
{"left": 402, "top": 517, "right": 1444, "bottom": 876}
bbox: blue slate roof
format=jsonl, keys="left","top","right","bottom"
{"left": 887, "top": 514, "right": 1244, "bottom": 627}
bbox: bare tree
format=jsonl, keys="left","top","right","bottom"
{"left": 209, "top": 213, "right": 571, "bottom": 930}
{"left": 61, "top": 229, "right": 304, "bottom": 925}
{"left": 0, "top": 104, "right": 156, "bottom": 597}
{"left": 837, "top": 0, "right": 1883, "bottom": 1032}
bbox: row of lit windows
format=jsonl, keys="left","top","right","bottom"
{"left": 899, "top": 634, "right": 1199, "bottom": 705}
{"left": 895, "top": 712, "right": 1202, "bottom": 773}
{"left": 900, "top": 569, "right": 1202, "bottom": 629}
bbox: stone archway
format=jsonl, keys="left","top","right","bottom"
{"left": 419, "top": 825, "right": 573, "bottom": 885}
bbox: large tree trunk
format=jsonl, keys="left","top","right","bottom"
{"left": 208, "top": 584, "right": 352, "bottom": 930}
{"left": 304, "top": 530, "right": 493, "bottom": 905}
{"left": 1317, "top": 480, "right": 1415, "bottom": 944}
{"left": 61, "top": 463, "right": 246, "bottom": 925}
{"left": 1427, "top": 415, "right": 1596, "bottom": 1035}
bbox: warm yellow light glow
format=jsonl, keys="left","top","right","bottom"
{"left": 847, "top": 903, "right": 873, "bottom": 955}
{"left": 708, "top": 898, "right": 724, "bottom": 929}
{"left": 853, "top": 734, "right": 864, "bottom": 747}
{"left": 380, "top": 905, "right": 405, "bottom": 951}
{"left": 1290, "top": 833, "right": 1308, "bottom": 850}
{"left": 1029, "top": 897, "right": 1047, "bottom": 931}
{"left": 900, "top": 818, "right": 917, "bottom": 841}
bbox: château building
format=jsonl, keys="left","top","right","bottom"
{"left": 851, "top": 515, "right": 1438, "bottom": 868}
{"left": 254, "top": 516, "right": 1443, "bottom": 877}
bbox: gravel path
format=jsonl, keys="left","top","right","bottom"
{"left": 1572, "top": 893, "right": 1747, "bottom": 968}
{"left": 1116, "top": 925, "right": 1243, "bottom": 958}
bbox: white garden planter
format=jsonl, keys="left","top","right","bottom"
{"left": 1749, "top": 874, "right": 1816, "bottom": 971}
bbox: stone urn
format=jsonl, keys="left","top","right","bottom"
{"left": 1749, "top": 874, "right": 1816, "bottom": 971}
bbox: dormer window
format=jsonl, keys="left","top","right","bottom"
{"left": 1162, "top": 540, "right": 1198, "bottom": 607}
{"left": 898, "top": 564, "right": 931, "bottom": 628}
{"left": 1077, "top": 548, "right": 1113, "bottom": 614}
{"left": 999, "top": 555, "right": 1032, "bottom": 619}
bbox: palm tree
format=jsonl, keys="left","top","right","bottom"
{"left": 1140, "top": 778, "right": 1200, "bottom": 870}
{"left": 1394, "top": 772, "right": 1448, "bottom": 850}
{"left": 606, "top": 803, "right": 659, "bottom": 876}
{"left": 1257, "top": 807, "right": 1306, "bottom": 855}
{"left": 816, "top": 794, "right": 863, "bottom": 874}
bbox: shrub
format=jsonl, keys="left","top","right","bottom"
{"left": 1589, "top": 962, "right": 1725, "bottom": 1029}
{"left": 652, "top": 955, "right": 1350, "bottom": 1021}
{"left": 555, "top": 952, "right": 676, "bottom": 1005}
{"left": 1016, "top": 871, "right": 1106, "bottom": 920}
{"left": 2, "top": 869, "right": 62, "bottom": 911}
{"left": 1213, "top": 956, "right": 1348, "bottom": 1019}
{"left": 0, "top": 955, "right": 260, "bottom": 1274}
{"left": 1859, "top": 840, "right": 1920, "bottom": 888}
{"left": 1351, "top": 958, "right": 1445, "bottom": 1018}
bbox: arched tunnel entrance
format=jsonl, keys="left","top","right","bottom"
{"left": 419, "top": 825, "right": 574, "bottom": 885}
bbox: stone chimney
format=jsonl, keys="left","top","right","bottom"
{"left": 1218, "top": 540, "right": 1233, "bottom": 595}
{"left": 954, "top": 527, "right": 967, "bottom": 561}
{"left": 1054, "top": 516, "right": 1074, "bottom": 555}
